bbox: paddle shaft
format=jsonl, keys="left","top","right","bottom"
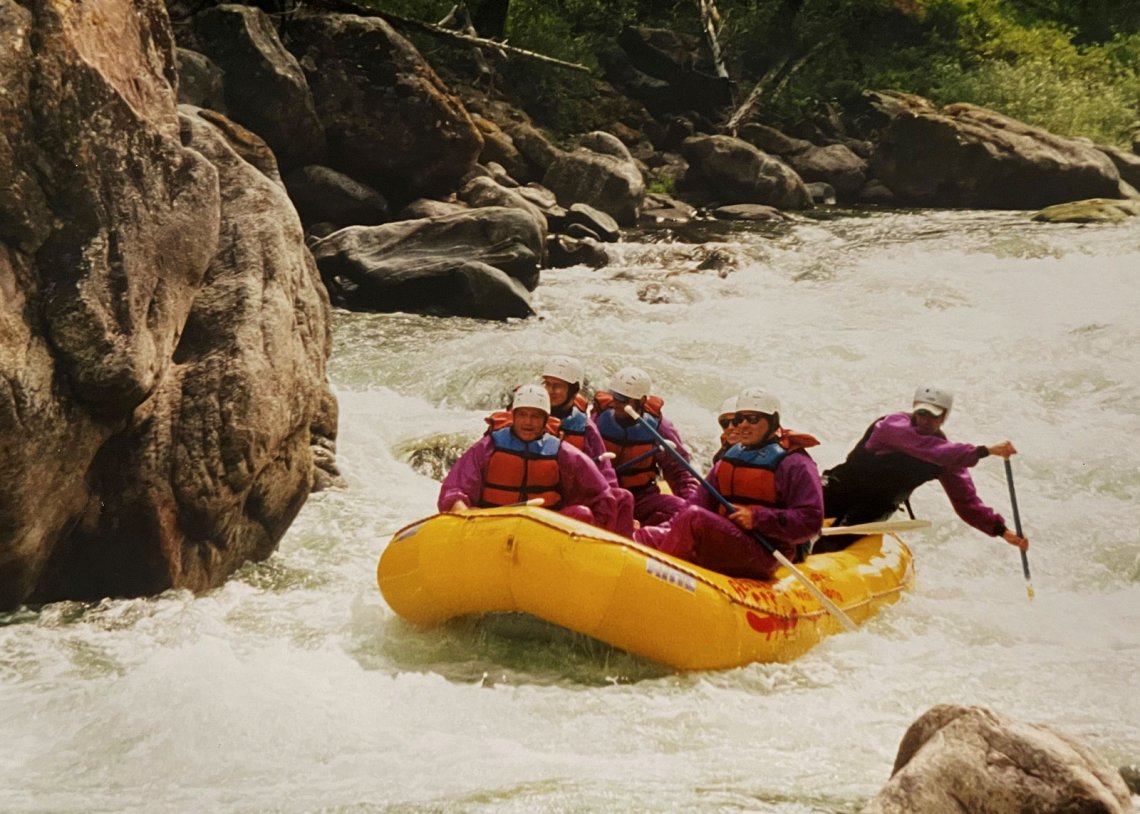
{"left": 818, "top": 519, "right": 931, "bottom": 536}
{"left": 613, "top": 446, "right": 659, "bottom": 473}
{"left": 622, "top": 406, "right": 858, "bottom": 632}
{"left": 1004, "top": 458, "right": 1035, "bottom": 598}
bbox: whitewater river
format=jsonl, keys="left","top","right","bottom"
{"left": 2, "top": 209, "right": 1138, "bottom": 812}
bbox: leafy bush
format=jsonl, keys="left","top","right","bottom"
{"left": 363, "top": 0, "right": 1138, "bottom": 145}
{"left": 719, "top": 0, "right": 1139, "bottom": 146}
{"left": 925, "top": 42, "right": 1139, "bottom": 145}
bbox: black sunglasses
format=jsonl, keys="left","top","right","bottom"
{"left": 731, "top": 413, "right": 765, "bottom": 426}
{"left": 914, "top": 409, "right": 941, "bottom": 419}
{"left": 718, "top": 417, "right": 732, "bottom": 429}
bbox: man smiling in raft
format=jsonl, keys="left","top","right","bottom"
{"left": 438, "top": 384, "right": 617, "bottom": 530}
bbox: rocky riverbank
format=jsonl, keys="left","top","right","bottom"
{"left": 165, "top": 2, "right": 1140, "bottom": 322}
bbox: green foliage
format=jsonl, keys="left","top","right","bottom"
{"left": 647, "top": 175, "right": 677, "bottom": 195}
{"left": 922, "top": 35, "right": 1140, "bottom": 144}
{"left": 364, "top": 0, "right": 1138, "bottom": 145}
{"left": 853, "top": 1, "right": 1140, "bottom": 144}
{"left": 717, "top": 0, "right": 1139, "bottom": 146}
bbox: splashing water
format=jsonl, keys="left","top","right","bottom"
{"left": 2, "top": 210, "right": 1138, "bottom": 812}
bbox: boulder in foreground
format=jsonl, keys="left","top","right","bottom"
{"left": 863, "top": 705, "right": 1133, "bottom": 814}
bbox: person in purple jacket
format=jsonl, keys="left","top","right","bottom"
{"left": 639, "top": 387, "right": 824, "bottom": 580}
{"left": 540, "top": 355, "right": 635, "bottom": 537}
{"left": 821, "top": 385, "right": 1029, "bottom": 551}
{"left": 593, "top": 366, "right": 699, "bottom": 527}
{"left": 438, "top": 384, "right": 618, "bottom": 531}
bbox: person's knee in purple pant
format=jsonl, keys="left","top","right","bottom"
{"left": 658, "top": 505, "right": 777, "bottom": 580}
{"left": 561, "top": 505, "right": 595, "bottom": 525}
{"left": 633, "top": 490, "right": 687, "bottom": 527}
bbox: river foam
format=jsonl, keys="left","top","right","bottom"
{"left": 3, "top": 210, "right": 1137, "bottom": 812}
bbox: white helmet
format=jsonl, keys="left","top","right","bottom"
{"left": 718, "top": 396, "right": 737, "bottom": 419}
{"left": 736, "top": 387, "right": 780, "bottom": 416}
{"left": 609, "top": 367, "right": 652, "bottom": 401}
{"left": 542, "top": 355, "right": 584, "bottom": 385}
{"left": 912, "top": 385, "right": 953, "bottom": 417}
{"left": 512, "top": 383, "right": 551, "bottom": 414}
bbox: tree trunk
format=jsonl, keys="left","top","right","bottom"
{"left": 697, "top": 0, "right": 729, "bottom": 80}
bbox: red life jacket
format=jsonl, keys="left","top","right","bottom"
{"left": 478, "top": 427, "right": 564, "bottom": 509}
{"left": 595, "top": 400, "right": 666, "bottom": 492}
{"left": 715, "top": 429, "right": 818, "bottom": 514}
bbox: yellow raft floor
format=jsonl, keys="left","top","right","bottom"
{"left": 377, "top": 505, "right": 915, "bottom": 671}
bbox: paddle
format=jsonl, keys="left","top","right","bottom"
{"left": 1004, "top": 458, "right": 1035, "bottom": 600}
{"left": 446, "top": 496, "right": 546, "bottom": 512}
{"left": 622, "top": 405, "right": 858, "bottom": 632}
{"left": 612, "top": 446, "right": 659, "bottom": 473}
{"left": 818, "top": 519, "right": 931, "bottom": 536}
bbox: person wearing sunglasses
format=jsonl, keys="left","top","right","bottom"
{"left": 643, "top": 387, "right": 824, "bottom": 580}
{"left": 593, "top": 366, "right": 699, "bottom": 527}
{"left": 713, "top": 395, "right": 739, "bottom": 464}
{"left": 819, "top": 385, "right": 1028, "bottom": 552}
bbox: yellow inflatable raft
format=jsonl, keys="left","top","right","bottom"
{"left": 377, "top": 505, "right": 915, "bottom": 671}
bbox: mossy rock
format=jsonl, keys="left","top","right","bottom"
{"left": 1032, "top": 198, "right": 1140, "bottom": 223}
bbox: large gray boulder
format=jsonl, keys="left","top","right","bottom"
{"left": 0, "top": 0, "right": 334, "bottom": 609}
{"left": 471, "top": 114, "right": 532, "bottom": 184}
{"left": 785, "top": 143, "right": 868, "bottom": 200}
{"left": 737, "top": 122, "right": 813, "bottom": 157}
{"left": 310, "top": 208, "right": 542, "bottom": 319}
{"left": 868, "top": 91, "right": 1130, "bottom": 208}
{"left": 1096, "top": 143, "right": 1140, "bottom": 191}
{"left": 191, "top": 4, "right": 326, "bottom": 170}
{"left": 863, "top": 705, "right": 1133, "bottom": 814}
{"left": 284, "top": 10, "right": 483, "bottom": 206}
{"left": 174, "top": 47, "right": 226, "bottom": 113}
{"left": 497, "top": 119, "right": 561, "bottom": 180}
{"left": 284, "top": 164, "right": 389, "bottom": 228}
{"left": 681, "top": 134, "right": 812, "bottom": 210}
{"left": 543, "top": 131, "right": 646, "bottom": 226}
{"left": 458, "top": 175, "right": 549, "bottom": 235}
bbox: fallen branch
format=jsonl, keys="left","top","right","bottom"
{"left": 722, "top": 41, "right": 826, "bottom": 134}
{"left": 299, "top": 0, "right": 593, "bottom": 73}
{"left": 723, "top": 57, "right": 787, "bottom": 134}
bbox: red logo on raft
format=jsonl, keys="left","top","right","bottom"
{"left": 745, "top": 610, "right": 795, "bottom": 636}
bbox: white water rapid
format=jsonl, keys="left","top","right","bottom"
{"left": 2, "top": 210, "right": 1138, "bottom": 812}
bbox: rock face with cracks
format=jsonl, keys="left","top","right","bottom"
{"left": 0, "top": 0, "right": 335, "bottom": 609}
{"left": 862, "top": 705, "right": 1134, "bottom": 814}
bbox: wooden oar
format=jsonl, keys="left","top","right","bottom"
{"left": 818, "top": 519, "right": 932, "bottom": 536}
{"left": 623, "top": 406, "right": 858, "bottom": 632}
{"left": 1004, "top": 459, "right": 1035, "bottom": 600}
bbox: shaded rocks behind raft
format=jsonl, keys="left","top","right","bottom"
{"left": 311, "top": 207, "right": 542, "bottom": 320}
